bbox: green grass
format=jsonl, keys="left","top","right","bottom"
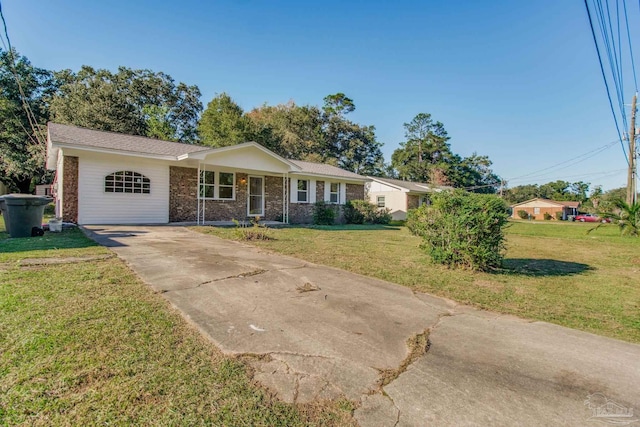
{"left": 0, "top": 217, "right": 355, "bottom": 426}
{"left": 197, "top": 221, "right": 640, "bottom": 343}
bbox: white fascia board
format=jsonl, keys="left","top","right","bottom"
{"left": 289, "top": 172, "right": 369, "bottom": 183}
{"left": 50, "top": 143, "right": 177, "bottom": 162}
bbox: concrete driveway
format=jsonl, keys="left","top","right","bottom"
{"left": 85, "top": 225, "right": 640, "bottom": 427}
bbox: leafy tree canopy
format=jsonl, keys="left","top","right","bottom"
{"left": 50, "top": 66, "right": 202, "bottom": 143}
{"left": 504, "top": 180, "right": 591, "bottom": 204}
{"left": 197, "top": 93, "right": 385, "bottom": 175}
{"left": 0, "top": 48, "right": 56, "bottom": 193}
{"left": 390, "top": 113, "right": 499, "bottom": 192}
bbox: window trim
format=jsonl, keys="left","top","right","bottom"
{"left": 329, "top": 182, "right": 340, "bottom": 204}
{"left": 297, "top": 179, "right": 309, "bottom": 203}
{"left": 377, "top": 195, "right": 386, "bottom": 208}
{"left": 199, "top": 170, "right": 236, "bottom": 200}
{"left": 104, "top": 171, "right": 150, "bottom": 194}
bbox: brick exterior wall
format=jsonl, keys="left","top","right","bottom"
{"left": 62, "top": 156, "right": 78, "bottom": 223}
{"left": 169, "top": 166, "right": 198, "bottom": 222}
{"left": 512, "top": 207, "right": 564, "bottom": 221}
{"left": 264, "top": 175, "right": 285, "bottom": 221}
{"left": 167, "top": 169, "right": 366, "bottom": 224}
{"left": 169, "top": 169, "right": 288, "bottom": 222}
{"left": 346, "top": 183, "right": 364, "bottom": 201}
{"left": 316, "top": 181, "right": 325, "bottom": 203}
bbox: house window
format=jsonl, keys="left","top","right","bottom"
{"left": 219, "top": 172, "right": 234, "bottom": 199}
{"left": 297, "top": 180, "right": 309, "bottom": 202}
{"left": 329, "top": 182, "right": 340, "bottom": 204}
{"left": 200, "top": 170, "right": 215, "bottom": 198}
{"left": 199, "top": 170, "right": 235, "bottom": 200}
{"left": 105, "top": 171, "right": 150, "bottom": 194}
{"left": 377, "top": 196, "right": 385, "bottom": 208}
{"left": 534, "top": 207, "right": 540, "bottom": 215}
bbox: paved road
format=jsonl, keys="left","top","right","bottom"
{"left": 85, "top": 225, "right": 640, "bottom": 427}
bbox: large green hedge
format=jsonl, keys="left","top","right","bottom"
{"left": 407, "top": 190, "right": 509, "bottom": 271}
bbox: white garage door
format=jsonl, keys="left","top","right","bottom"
{"left": 77, "top": 152, "right": 170, "bottom": 225}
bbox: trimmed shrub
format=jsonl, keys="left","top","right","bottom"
{"left": 555, "top": 211, "right": 564, "bottom": 220}
{"left": 312, "top": 201, "right": 336, "bottom": 225}
{"left": 543, "top": 212, "right": 552, "bottom": 221}
{"left": 344, "top": 200, "right": 391, "bottom": 224}
{"left": 408, "top": 190, "right": 509, "bottom": 271}
{"left": 517, "top": 210, "right": 529, "bottom": 220}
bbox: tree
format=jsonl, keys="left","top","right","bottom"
{"left": 449, "top": 153, "right": 500, "bottom": 193}
{"left": 239, "top": 94, "right": 384, "bottom": 175}
{"left": 50, "top": 66, "right": 202, "bottom": 143}
{"left": 0, "top": 48, "right": 56, "bottom": 193}
{"left": 391, "top": 113, "right": 452, "bottom": 182}
{"left": 198, "top": 93, "right": 248, "bottom": 147}
{"left": 390, "top": 113, "right": 499, "bottom": 191}
{"left": 322, "top": 92, "right": 355, "bottom": 117}
{"left": 592, "top": 199, "right": 640, "bottom": 237}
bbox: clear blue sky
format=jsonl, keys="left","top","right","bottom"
{"left": 3, "top": 0, "right": 637, "bottom": 190}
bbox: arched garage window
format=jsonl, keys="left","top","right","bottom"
{"left": 104, "top": 171, "right": 150, "bottom": 194}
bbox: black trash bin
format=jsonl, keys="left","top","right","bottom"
{"left": 0, "top": 194, "right": 53, "bottom": 238}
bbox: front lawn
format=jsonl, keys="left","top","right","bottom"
{"left": 0, "top": 217, "right": 354, "bottom": 426}
{"left": 198, "top": 221, "right": 640, "bottom": 343}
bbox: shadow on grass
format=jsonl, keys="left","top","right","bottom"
{"left": 0, "top": 228, "right": 99, "bottom": 253}
{"left": 497, "top": 258, "right": 594, "bottom": 277}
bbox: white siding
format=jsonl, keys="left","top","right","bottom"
{"left": 368, "top": 190, "right": 409, "bottom": 220}
{"left": 369, "top": 181, "right": 401, "bottom": 192}
{"left": 77, "top": 152, "right": 170, "bottom": 224}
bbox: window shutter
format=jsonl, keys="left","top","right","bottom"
{"left": 309, "top": 180, "right": 316, "bottom": 203}
{"left": 339, "top": 183, "right": 347, "bottom": 204}
{"left": 324, "top": 181, "right": 330, "bottom": 202}
{"left": 290, "top": 178, "right": 298, "bottom": 203}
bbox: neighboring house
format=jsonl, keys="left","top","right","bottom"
{"left": 366, "top": 176, "right": 451, "bottom": 220}
{"left": 35, "top": 184, "right": 53, "bottom": 196}
{"left": 46, "top": 123, "right": 368, "bottom": 225}
{"left": 510, "top": 198, "right": 580, "bottom": 220}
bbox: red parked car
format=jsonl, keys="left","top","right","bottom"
{"left": 574, "top": 214, "right": 611, "bottom": 223}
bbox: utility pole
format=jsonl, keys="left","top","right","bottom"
{"left": 627, "top": 94, "right": 637, "bottom": 205}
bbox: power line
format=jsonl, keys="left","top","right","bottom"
{"left": 507, "top": 139, "right": 618, "bottom": 182}
{"left": 623, "top": 0, "right": 638, "bottom": 91}
{"left": 585, "top": 0, "right": 629, "bottom": 163}
{"left": 0, "top": 0, "right": 46, "bottom": 146}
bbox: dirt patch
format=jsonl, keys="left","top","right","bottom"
{"left": 376, "top": 330, "right": 430, "bottom": 389}
{"left": 296, "top": 282, "right": 321, "bottom": 293}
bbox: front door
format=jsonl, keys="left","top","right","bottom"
{"left": 248, "top": 176, "right": 264, "bottom": 217}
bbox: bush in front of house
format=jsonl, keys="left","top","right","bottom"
{"left": 313, "top": 201, "right": 336, "bottom": 225}
{"left": 555, "top": 211, "right": 564, "bottom": 220}
{"left": 344, "top": 200, "right": 391, "bottom": 224}
{"left": 544, "top": 212, "right": 552, "bottom": 221}
{"left": 407, "top": 190, "right": 509, "bottom": 271}
{"left": 517, "top": 210, "right": 529, "bottom": 220}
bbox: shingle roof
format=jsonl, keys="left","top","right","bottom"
{"left": 369, "top": 176, "right": 450, "bottom": 193}
{"left": 289, "top": 160, "right": 368, "bottom": 180}
{"left": 511, "top": 198, "right": 581, "bottom": 208}
{"left": 48, "top": 122, "right": 210, "bottom": 157}
{"left": 48, "top": 123, "right": 368, "bottom": 181}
